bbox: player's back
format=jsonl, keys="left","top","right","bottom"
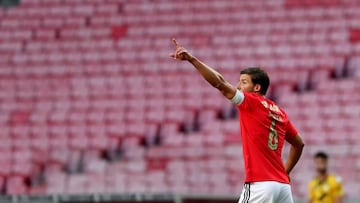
{"left": 237, "top": 92, "right": 298, "bottom": 184}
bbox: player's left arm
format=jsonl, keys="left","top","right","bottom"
{"left": 284, "top": 134, "right": 305, "bottom": 175}
{"left": 334, "top": 177, "right": 344, "bottom": 203}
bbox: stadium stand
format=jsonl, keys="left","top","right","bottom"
{"left": 0, "top": 0, "right": 360, "bottom": 201}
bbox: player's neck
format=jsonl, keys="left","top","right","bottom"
{"left": 317, "top": 173, "right": 328, "bottom": 181}
{"left": 254, "top": 92, "right": 265, "bottom": 97}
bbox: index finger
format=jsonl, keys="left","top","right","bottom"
{"left": 172, "top": 38, "right": 180, "bottom": 48}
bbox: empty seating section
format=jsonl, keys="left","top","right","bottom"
{"left": 0, "top": 0, "right": 359, "bottom": 198}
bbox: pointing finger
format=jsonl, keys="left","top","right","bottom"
{"left": 172, "top": 38, "right": 180, "bottom": 48}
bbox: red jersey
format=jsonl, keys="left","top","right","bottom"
{"left": 238, "top": 92, "right": 298, "bottom": 184}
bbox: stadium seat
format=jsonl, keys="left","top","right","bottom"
{"left": 6, "top": 176, "right": 28, "bottom": 195}
{"left": 66, "top": 174, "right": 87, "bottom": 194}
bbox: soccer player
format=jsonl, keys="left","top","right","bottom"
{"left": 170, "top": 39, "right": 305, "bottom": 203}
{"left": 308, "top": 151, "right": 344, "bottom": 203}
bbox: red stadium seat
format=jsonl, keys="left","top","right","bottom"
{"left": 66, "top": 174, "right": 87, "bottom": 194}
{"left": 6, "top": 176, "right": 28, "bottom": 194}
{"left": 0, "top": 161, "right": 12, "bottom": 176}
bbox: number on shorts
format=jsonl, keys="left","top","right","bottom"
{"left": 268, "top": 119, "right": 278, "bottom": 150}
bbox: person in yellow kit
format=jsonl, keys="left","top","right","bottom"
{"left": 308, "top": 151, "right": 344, "bottom": 203}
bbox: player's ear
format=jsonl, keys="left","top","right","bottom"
{"left": 254, "top": 84, "right": 261, "bottom": 92}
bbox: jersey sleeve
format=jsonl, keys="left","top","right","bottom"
{"left": 333, "top": 176, "right": 344, "bottom": 197}
{"left": 285, "top": 120, "right": 298, "bottom": 139}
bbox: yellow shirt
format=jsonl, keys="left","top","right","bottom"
{"left": 308, "top": 174, "right": 344, "bottom": 203}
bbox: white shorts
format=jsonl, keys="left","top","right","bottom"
{"left": 238, "top": 181, "right": 293, "bottom": 203}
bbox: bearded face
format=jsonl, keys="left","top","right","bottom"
{"left": 314, "top": 157, "right": 328, "bottom": 175}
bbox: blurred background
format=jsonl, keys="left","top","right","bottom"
{"left": 0, "top": 0, "right": 359, "bottom": 202}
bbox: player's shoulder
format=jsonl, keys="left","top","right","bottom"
{"left": 239, "top": 92, "right": 264, "bottom": 109}
{"left": 309, "top": 177, "right": 318, "bottom": 184}
{"left": 328, "top": 174, "right": 343, "bottom": 184}
{"left": 263, "top": 97, "right": 289, "bottom": 118}
{"left": 308, "top": 178, "right": 318, "bottom": 187}
{"left": 265, "top": 97, "right": 286, "bottom": 111}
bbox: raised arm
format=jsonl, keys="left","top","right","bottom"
{"left": 170, "top": 39, "right": 237, "bottom": 100}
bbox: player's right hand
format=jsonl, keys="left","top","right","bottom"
{"left": 169, "top": 38, "right": 194, "bottom": 61}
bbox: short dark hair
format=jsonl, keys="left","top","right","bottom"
{"left": 314, "top": 151, "right": 328, "bottom": 160}
{"left": 240, "top": 67, "right": 270, "bottom": 95}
